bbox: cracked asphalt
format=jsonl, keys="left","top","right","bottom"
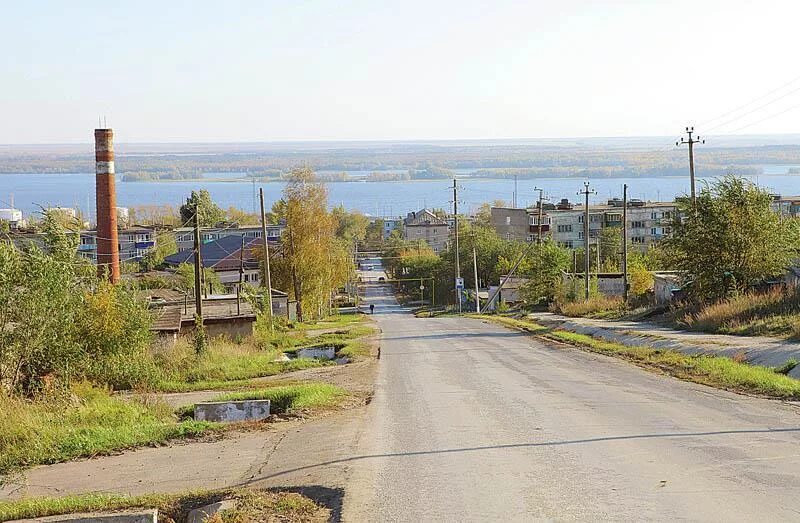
{"left": 342, "top": 264, "right": 800, "bottom": 521}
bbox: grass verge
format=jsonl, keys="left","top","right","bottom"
{"left": 476, "top": 314, "right": 800, "bottom": 399}
{"left": 218, "top": 383, "right": 347, "bottom": 413}
{"left": 0, "top": 383, "right": 219, "bottom": 478}
{"left": 0, "top": 487, "right": 324, "bottom": 522}
{"left": 174, "top": 382, "right": 348, "bottom": 420}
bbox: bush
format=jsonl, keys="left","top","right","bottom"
{"left": 551, "top": 295, "right": 625, "bottom": 318}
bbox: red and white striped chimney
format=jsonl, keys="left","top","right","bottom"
{"left": 94, "top": 128, "right": 120, "bottom": 283}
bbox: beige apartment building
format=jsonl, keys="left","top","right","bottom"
{"left": 403, "top": 209, "right": 450, "bottom": 253}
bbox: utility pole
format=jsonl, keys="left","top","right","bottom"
{"left": 513, "top": 174, "right": 518, "bottom": 208}
{"left": 259, "top": 188, "right": 274, "bottom": 332}
{"left": 453, "top": 179, "right": 461, "bottom": 313}
{"left": 677, "top": 126, "right": 704, "bottom": 211}
{"left": 237, "top": 235, "right": 244, "bottom": 316}
{"left": 472, "top": 245, "right": 480, "bottom": 313}
{"left": 192, "top": 204, "right": 203, "bottom": 319}
{"left": 534, "top": 186, "right": 545, "bottom": 244}
{"left": 622, "top": 184, "right": 629, "bottom": 303}
{"left": 578, "top": 182, "right": 596, "bottom": 301}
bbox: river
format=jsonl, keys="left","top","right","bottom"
{"left": 2, "top": 168, "right": 800, "bottom": 218}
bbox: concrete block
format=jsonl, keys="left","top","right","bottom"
{"left": 194, "top": 400, "right": 271, "bottom": 422}
{"left": 186, "top": 500, "right": 236, "bottom": 523}
{"left": 22, "top": 508, "right": 157, "bottom": 523}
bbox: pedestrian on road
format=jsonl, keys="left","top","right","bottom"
{"left": 370, "top": 304, "right": 375, "bottom": 314}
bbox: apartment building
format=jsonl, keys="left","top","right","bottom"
{"left": 403, "top": 209, "right": 450, "bottom": 253}
{"left": 382, "top": 217, "right": 404, "bottom": 239}
{"left": 174, "top": 223, "right": 285, "bottom": 253}
{"left": 489, "top": 199, "right": 676, "bottom": 250}
{"left": 490, "top": 205, "right": 552, "bottom": 242}
{"left": 78, "top": 227, "right": 157, "bottom": 263}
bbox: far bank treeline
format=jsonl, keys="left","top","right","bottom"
{"left": 2, "top": 143, "right": 797, "bottom": 179}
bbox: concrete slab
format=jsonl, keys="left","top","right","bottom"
{"left": 194, "top": 400, "right": 270, "bottom": 422}
{"left": 18, "top": 509, "right": 157, "bottom": 523}
{"left": 186, "top": 500, "right": 236, "bottom": 523}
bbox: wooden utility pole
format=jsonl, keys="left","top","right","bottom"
{"left": 677, "top": 126, "right": 704, "bottom": 211}
{"left": 453, "top": 179, "right": 461, "bottom": 313}
{"left": 259, "top": 188, "right": 274, "bottom": 331}
{"left": 192, "top": 204, "right": 203, "bottom": 318}
{"left": 534, "top": 186, "right": 545, "bottom": 244}
{"left": 622, "top": 184, "right": 629, "bottom": 302}
{"left": 578, "top": 182, "right": 596, "bottom": 301}
{"left": 472, "top": 245, "right": 480, "bottom": 313}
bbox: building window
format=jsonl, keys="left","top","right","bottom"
{"left": 631, "top": 220, "right": 645, "bottom": 229}
{"left": 559, "top": 241, "right": 574, "bottom": 249}
{"left": 557, "top": 224, "right": 573, "bottom": 233}
{"left": 632, "top": 236, "right": 645, "bottom": 244}
{"left": 578, "top": 231, "right": 584, "bottom": 239}
{"left": 505, "top": 216, "right": 511, "bottom": 225}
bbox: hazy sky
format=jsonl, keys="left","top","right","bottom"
{"left": 2, "top": 0, "right": 800, "bottom": 143}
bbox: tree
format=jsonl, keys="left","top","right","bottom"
{"left": 332, "top": 205, "right": 369, "bottom": 244}
{"left": 179, "top": 190, "right": 225, "bottom": 227}
{"left": 598, "top": 226, "right": 622, "bottom": 271}
{"left": 473, "top": 200, "right": 508, "bottom": 228}
{"left": 141, "top": 234, "right": 177, "bottom": 271}
{"left": 225, "top": 206, "right": 260, "bottom": 226}
{"left": 517, "top": 240, "right": 572, "bottom": 304}
{"left": 0, "top": 219, "right": 152, "bottom": 394}
{"left": 270, "top": 167, "right": 352, "bottom": 321}
{"left": 364, "top": 218, "right": 385, "bottom": 249}
{"left": 663, "top": 175, "right": 800, "bottom": 301}
{"left": 175, "top": 262, "right": 223, "bottom": 295}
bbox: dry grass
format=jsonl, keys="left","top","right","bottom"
{"left": 551, "top": 296, "right": 626, "bottom": 318}
{"left": 681, "top": 286, "right": 800, "bottom": 338}
{"left": 0, "top": 488, "right": 325, "bottom": 522}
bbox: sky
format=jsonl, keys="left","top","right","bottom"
{"left": 2, "top": 0, "right": 800, "bottom": 144}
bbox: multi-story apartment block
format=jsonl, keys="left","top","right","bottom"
{"left": 403, "top": 209, "right": 450, "bottom": 253}
{"left": 490, "top": 206, "right": 552, "bottom": 242}
{"left": 78, "top": 227, "right": 157, "bottom": 263}
{"left": 174, "top": 224, "right": 284, "bottom": 253}
{"left": 489, "top": 199, "right": 676, "bottom": 250}
{"left": 382, "top": 217, "right": 404, "bottom": 239}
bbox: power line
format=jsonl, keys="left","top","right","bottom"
{"left": 699, "top": 73, "right": 800, "bottom": 128}
{"left": 704, "top": 83, "right": 800, "bottom": 134}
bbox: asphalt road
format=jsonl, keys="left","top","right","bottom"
{"left": 343, "top": 267, "right": 800, "bottom": 521}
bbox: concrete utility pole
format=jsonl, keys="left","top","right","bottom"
{"left": 237, "top": 235, "right": 244, "bottom": 316}
{"left": 534, "top": 186, "right": 545, "bottom": 244}
{"left": 513, "top": 175, "right": 518, "bottom": 208}
{"left": 473, "top": 245, "right": 480, "bottom": 313}
{"left": 192, "top": 204, "right": 203, "bottom": 319}
{"left": 622, "top": 184, "right": 629, "bottom": 303}
{"left": 259, "top": 188, "right": 274, "bottom": 331}
{"left": 578, "top": 182, "right": 596, "bottom": 301}
{"left": 453, "top": 179, "right": 461, "bottom": 313}
{"left": 677, "top": 126, "right": 704, "bottom": 211}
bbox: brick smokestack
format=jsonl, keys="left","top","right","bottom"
{"left": 94, "top": 128, "right": 120, "bottom": 283}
